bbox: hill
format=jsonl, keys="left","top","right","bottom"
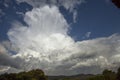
{"left": 0, "top": 67, "right": 120, "bottom": 80}
{"left": 0, "top": 69, "right": 47, "bottom": 80}
{"left": 47, "top": 74, "right": 94, "bottom": 80}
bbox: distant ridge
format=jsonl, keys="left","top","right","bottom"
{"left": 47, "top": 74, "right": 94, "bottom": 80}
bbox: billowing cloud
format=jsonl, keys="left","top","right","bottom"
{"left": 3, "top": 5, "right": 120, "bottom": 75}
{"left": 0, "top": 41, "right": 24, "bottom": 74}
{"left": 16, "top": 0, "right": 85, "bottom": 11}
{"left": 16, "top": 0, "right": 85, "bottom": 23}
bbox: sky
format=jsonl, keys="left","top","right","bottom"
{"left": 0, "top": 0, "right": 120, "bottom": 75}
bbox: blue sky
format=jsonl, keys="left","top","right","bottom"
{"left": 0, "top": 0, "right": 32, "bottom": 41}
{"left": 69, "top": 0, "right": 120, "bottom": 40}
{"left": 0, "top": 0, "right": 120, "bottom": 41}
{"left": 0, "top": 0, "right": 120, "bottom": 75}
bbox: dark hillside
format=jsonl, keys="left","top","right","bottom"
{"left": 0, "top": 69, "right": 47, "bottom": 80}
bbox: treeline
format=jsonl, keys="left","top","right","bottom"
{"left": 0, "top": 67, "right": 120, "bottom": 80}
{"left": 87, "top": 67, "right": 120, "bottom": 80}
{"left": 0, "top": 69, "right": 47, "bottom": 80}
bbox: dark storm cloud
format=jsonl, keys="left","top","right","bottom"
{"left": 0, "top": 42, "right": 23, "bottom": 70}
{"left": 0, "top": 53, "right": 21, "bottom": 69}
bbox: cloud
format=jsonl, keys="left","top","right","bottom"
{"left": 0, "top": 66, "right": 10, "bottom": 72}
{"left": 3, "top": 0, "right": 11, "bottom": 8}
{"left": 0, "top": 52, "right": 21, "bottom": 69}
{"left": 73, "top": 10, "right": 77, "bottom": 23}
{"left": 16, "top": 12, "right": 24, "bottom": 17}
{"left": 0, "top": 41, "right": 24, "bottom": 74}
{"left": 16, "top": 0, "right": 85, "bottom": 23}
{"left": 16, "top": 0, "right": 84, "bottom": 11}
{"left": 85, "top": 32, "right": 91, "bottom": 38}
{"left": 82, "top": 32, "right": 91, "bottom": 39}
{"left": 4, "top": 5, "right": 120, "bottom": 75}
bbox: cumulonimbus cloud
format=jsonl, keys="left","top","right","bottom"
{"left": 16, "top": 0, "right": 85, "bottom": 11}
{"left": 16, "top": 0, "right": 85, "bottom": 23}
{"left": 1, "top": 5, "right": 118, "bottom": 75}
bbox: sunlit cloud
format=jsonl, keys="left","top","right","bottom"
{"left": 2, "top": 5, "right": 119, "bottom": 75}
{"left": 0, "top": 0, "right": 120, "bottom": 76}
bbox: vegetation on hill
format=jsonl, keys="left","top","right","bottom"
{"left": 0, "top": 67, "right": 120, "bottom": 80}
{"left": 87, "top": 67, "right": 120, "bottom": 80}
{"left": 47, "top": 74, "right": 94, "bottom": 80}
{"left": 0, "top": 69, "right": 47, "bottom": 80}
{"left": 48, "top": 67, "right": 120, "bottom": 80}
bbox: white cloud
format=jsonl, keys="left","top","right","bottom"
{"left": 16, "top": 0, "right": 84, "bottom": 11}
{"left": 16, "top": 12, "right": 24, "bottom": 17}
{"left": 16, "top": 0, "right": 85, "bottom": 23}
{"left": 1, "top": 5, "right": 119, "bottom": 75}
{"left": 73, "top": 10, "right": 77, "bottom": 23}
{"left": 85, "top": 32, "right": 91, "bottom": 38}
{"left": 0, "top": 43, "right": 7, "bottom": 54}
{"left": 82, "top": 32, "right": 91, "bottom": 39}
{"left": 0, "top": 66, "right": 10, "bottom": 72}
